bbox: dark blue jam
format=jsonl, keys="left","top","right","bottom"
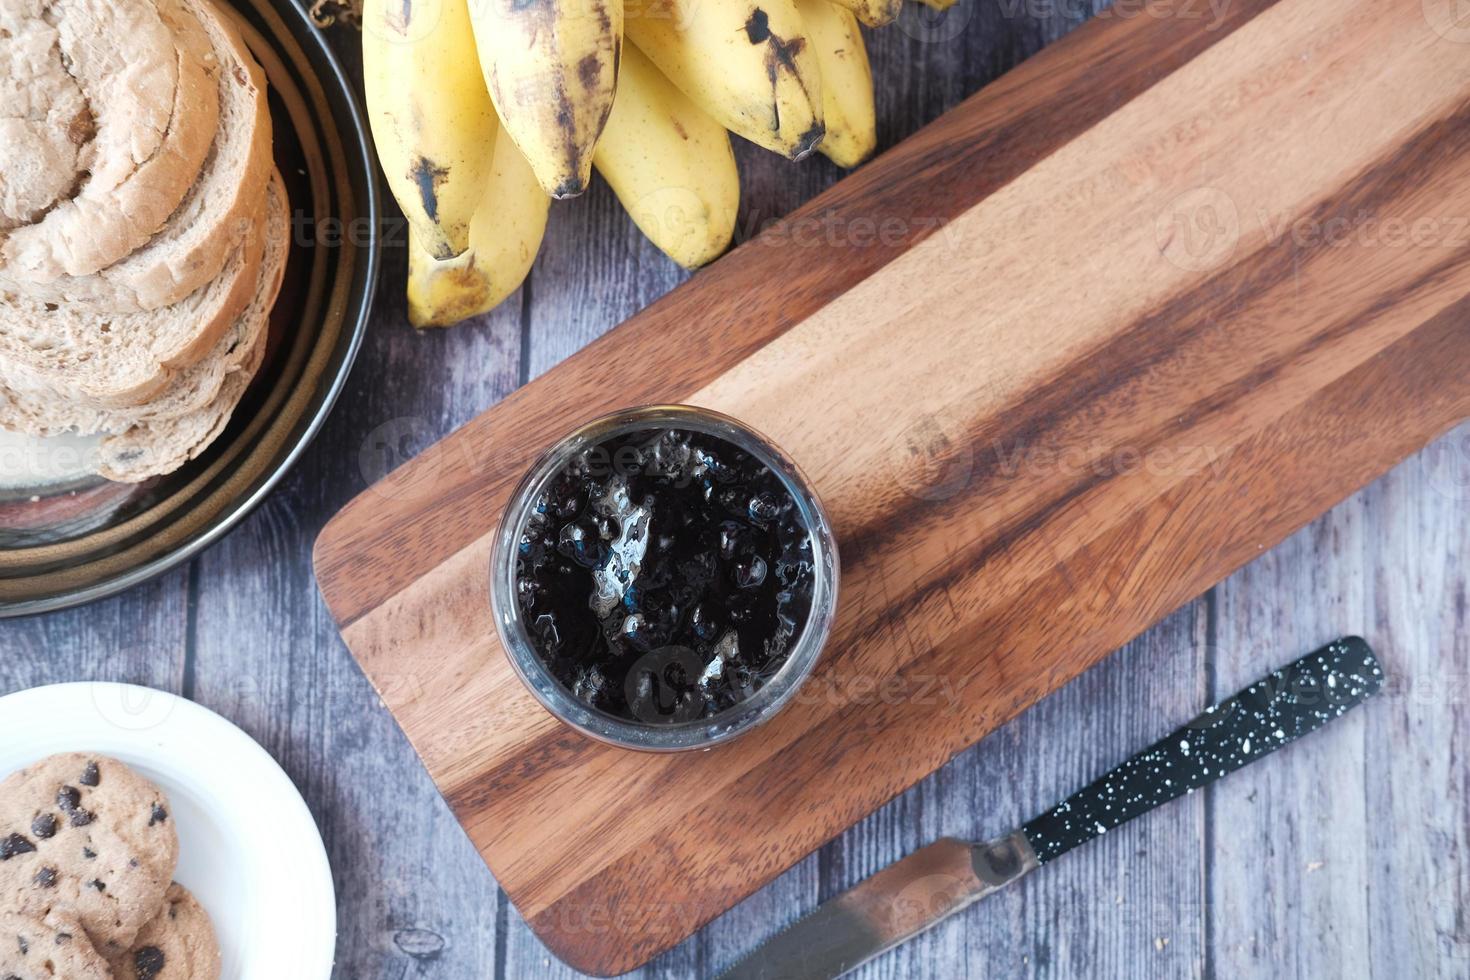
{"left": 515, "top": 427, "right": 816, "bottom": 724}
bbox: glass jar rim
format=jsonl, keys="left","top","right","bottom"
{"left": 489, "top": 404, "right": 840, "bottom": 752}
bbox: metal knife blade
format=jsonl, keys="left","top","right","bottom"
{"left": 720, "top": 636, "right": 1384, "bottom": 980}
{"left": 718, "top": 832, "right": 1037, "bottom": 980}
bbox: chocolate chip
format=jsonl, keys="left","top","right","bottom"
{"left": 148, "top": 804, "right": 168, "bottom": 827}
{"left": 30, "top": 814, "right": 56, "bottom": 839}
{"left": 68, "top": 808, "right": 93, "bottom": 828}
{"left": 55, "top": 786, "right": 80, "bottom": 812}
{"left": 0, "top": 833, "right": 35, "bottom": 860}
{"left": 78, "top": 762, "right": 99, "bottom": 787}
{"left": 16, "top": 936, "right": 28, "bottom": 955}
{"left": 82, "top": 847, "right": 96, "bottom": 859}
{"left": 134, "top": 946, "right": 166, "bottom": 980}
{"left": 33, "top": 867, "right": 57, "bottom": 888}
{"left": 88, "top": 879, "right": 105, "bottom": 892}
{"left": 55, "top": 933, "right": 71, "bottom": 944}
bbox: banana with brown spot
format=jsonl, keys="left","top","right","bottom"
{"left": 363, "top": 0, "right": 498, "bottom": 259}
{"left": 626, "top": 0, "right": 824, "bottom": 160}
{"left": 798, "top": 0, "right": 875, "bottom": 167}
{"left": 594, "top": 42, "right": 738, "bottom": 269}
{"left": 469, "top": 0, "right": 623, "bottom": 198}
{"left": 407, "top": 125, "right": 551, "bottom": 327}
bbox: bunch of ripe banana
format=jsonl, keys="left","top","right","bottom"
{"left": 364, "top": 0, "right": 918, "bottom": 327}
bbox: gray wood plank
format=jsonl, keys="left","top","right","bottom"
{"left": 0, "top": 571, "right": 188, "bottom": 696}
{"left": 183, "top": 253, "right": 524, "bottom": 978}
{"left": 523, "top": 177, "right": 690, "bottom": 379}
{"left": 1209, "top": 516, "right": 1375, "bottom": 979}
{"left": 1211, "top": 422, "right": 1470, "bottom": 980}
{"left": 205, "top": 14, "right": 528, "bottom": 979}
{"left": 1361, "top": 422, "right": 1470, "bottom": 977}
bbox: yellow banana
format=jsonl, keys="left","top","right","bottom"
{"left": 798, "top": 0, "right": 876, "bottom": 168}
{"left": 362, "top": 0, "right": 497, "bottom": 259}
{"left": 407, "top": 130, "right": 551, "bottom": 328}
{"left": 469, "top": 0, "right": 622, "bottom": 198}
{"left": 626, "top": 0, "right": 824, "bottom": 159}
{"left": 593, "top": 44, "right": 738, "bottom": 269}
{"left": 829, "top": 0, "right": 899, "bottom": 27}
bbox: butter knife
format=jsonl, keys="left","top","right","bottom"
{"left": 720, "top": 636, "right": 1384, "bottom": 980}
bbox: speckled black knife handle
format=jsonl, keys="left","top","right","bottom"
{"left": 1021, "top": 636, "right": 1383, "bottom": 864}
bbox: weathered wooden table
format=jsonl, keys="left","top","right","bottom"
{"left": 4, "top": 2, "right": 1467, "bottom": 976}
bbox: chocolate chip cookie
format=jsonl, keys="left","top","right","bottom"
{"left": 0, "top": 908, "right": 111, "bottom": 980}
{"left": 108, "top": 882, "right": 221, "bottom": 980}
{"left": 0, "top": 753, "right": 178, "bottom": 957}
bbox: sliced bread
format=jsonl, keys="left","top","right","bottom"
{"left": 0, "top": 177, "right": 269, "bottom": 409}
{"left": 94, "top": 283, "right": 272, "bottom": 481}
{"left": 95, "top": 172, "right": 289, "bottom": 483}
{"left": 0, "top": 171, "right": 287, "bottom": 443}
{"left": 0, "top": 0, "right": 219, "bottom": 281}
{"left": 0, "top": 0, "right": 273, "bottom": 311}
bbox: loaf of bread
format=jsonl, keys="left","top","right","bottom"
{"left": 0, "top": 0, "right": 273, "bottom": 311}
{"left": 0, "top": 0, "right": 284, "bottom": 483}
{"left": 0, "top": 0, "right": 220, "bottom": 280}
{"left": 0, "top": 172, "right": 286, "bottom": 443}
{"left": 0, "top": 215, "right": 266, "bottom": 408}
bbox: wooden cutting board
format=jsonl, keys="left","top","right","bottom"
{"left": 315, "top": 0, "right": 1470, "bottom": 972}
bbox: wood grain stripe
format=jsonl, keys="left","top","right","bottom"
{"left": 845, "top": 98, "right": 1470, "bottom": 573}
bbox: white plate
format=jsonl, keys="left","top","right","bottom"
{"left": 0, "top": 683, "right": 336, "bottom": 979}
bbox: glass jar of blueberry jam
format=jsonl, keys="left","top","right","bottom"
{"left": 491, "top": 405, "right": 839, "bottom": 751}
